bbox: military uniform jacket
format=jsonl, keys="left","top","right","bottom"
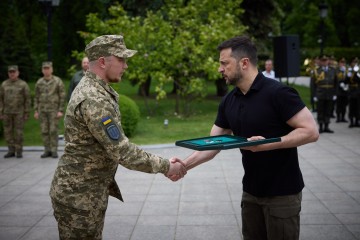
{"left": 0, "top": 78, "right": 31, "bottom": 114}
{"left": 50, "top": 71, "right": 169, "bottom": 212}
{"left": 346, "top": 70, "right": 360, "bottom": 97}
{"left": 336, "top": 67, "right": 349, "bottom": 97}
{"left": 34, "top": 75, "right": 65, "bottom": 112}
{"left": 311, "top": 66, "right": 337, "bottom": 100}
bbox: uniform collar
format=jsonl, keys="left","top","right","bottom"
{"left": 86, "top": 71, "right": 119, "bottom": 102}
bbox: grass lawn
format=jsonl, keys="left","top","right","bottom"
{"left": 0, "top": 78, "right": 311, "bottom": 146}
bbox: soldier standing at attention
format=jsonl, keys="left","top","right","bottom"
{"left": 34, "top": 61, "right": 66, "bottom": 158}
{"left": 67, "top": 56, "right": 89, "bottom": 101}
{"left": 49, "top": 35, "right": 187, "bottom": 239}
{"left": 311, "top": 55, "right": 337, "bottom": 133}
{"left": 0, "top": 65, "right": 31, "bottom": 158}
{"left": 346, "top": 57, "right": 360, "bottom": 127}
{"left": 335, "top": 57, "right": 349, "bottom": 123}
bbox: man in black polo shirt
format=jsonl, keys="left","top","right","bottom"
{"left": 170, "top": 36, "right": 319, "bottom": 240}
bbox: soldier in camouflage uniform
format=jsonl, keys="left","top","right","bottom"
{"left": 49, "top": 35, "right": 187, "bottom": 239}
{"left": 310, "top": 55, "right": 337, "bottom": 133}
{"left": 0, "top": 65, "right": 31, "bottom": 158}
{"left": 34, "top": 62, "right": 66, "bottom": 158}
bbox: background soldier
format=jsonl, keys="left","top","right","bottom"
{"left": 335, "top": 57, "right": 349, "bottom": 122}
{"left": 34, "top": 61, "right": 66, "bottom": 158}
{"left": 346, "top": 57, "right": 360, "bottom": 127}
{"left": 67, "top": 56, "right": 89, "bottom": 101}
{"left": 0, "top": 65, "right": 31, "bottom": 158}
{"left": 307, "top": 56, "right": 318, "bottom": 112}
{"left": 311, "top": 55, "right": 337, "bottom": 133}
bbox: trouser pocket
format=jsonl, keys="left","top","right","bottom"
{"left": 267, "top": 206, "right": 301, "bottom": 240}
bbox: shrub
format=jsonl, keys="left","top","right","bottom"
{"left": 119, "top": 94, "right": 140, "bottom": 137}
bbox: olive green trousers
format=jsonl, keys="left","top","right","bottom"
{"left": 241, "top": 191, "right": 302, "bottom": 240}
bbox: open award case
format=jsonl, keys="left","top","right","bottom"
{"left": 175, "top": 135, "right": 281, "bottom": 151}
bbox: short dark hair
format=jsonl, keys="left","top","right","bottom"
{"left": 217, "top": 36, "right": 258, "bottom": 65}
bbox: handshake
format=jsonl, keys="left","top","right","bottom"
{"left": 165, "top": 157, "right": 187, "bottom": 182}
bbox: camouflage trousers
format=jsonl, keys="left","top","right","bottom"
{"left": 51, "top": 199, "right": 106, "bottom": 240}
{"left": 2, "top": 113, "right": 25, "bottom": 153}
{"left": 39, "top": 112, "right": 59, "bottom": 152}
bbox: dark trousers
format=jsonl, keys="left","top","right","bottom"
{"left": 336, "top": 95, "right": 348, "bottom": 119}
{"left": 241, "top": 191, "right": 302, "bottom": 240}
{"left": 317, "top": 99, "right": 333, "bottom": 124}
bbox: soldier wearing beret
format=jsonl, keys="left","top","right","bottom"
{"left": 49, "top": 35, "right": 186, "bottom": 239}
{"left": 310, "top": 55, "right": 337, "bottom": 133}
{"left": 0, "top": 65, "right": 31, "bottom": 158}
{"left": 34, "top": 61, "right": 66, "bottom": 158}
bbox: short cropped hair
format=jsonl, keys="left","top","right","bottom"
{"left": 217, "top": 36, "right": 258, "bottom": 66}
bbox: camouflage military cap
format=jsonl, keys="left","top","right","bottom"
{"left": 42, "top": 61, "right": 53, "bottom": 68}
{"left": 8, "top": 65, "right": 18, "bottom": 71}
{"left": 85, "top": 35, "right": 137, "bottom": 61}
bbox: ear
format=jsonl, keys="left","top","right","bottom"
{"left": 241, "top": 58, "right": 250, "bottom": 70}
{"left": 98, "top": 57, "right": 106, "bottom": 68}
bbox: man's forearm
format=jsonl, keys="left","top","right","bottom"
{"left": 185, "top": 149, "right": 220, "bottom": 170}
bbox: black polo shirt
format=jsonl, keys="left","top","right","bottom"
{"left": 215, "top": 73, "right": 305, "bottom": 197}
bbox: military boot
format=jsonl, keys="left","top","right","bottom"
{"left": 4, "top": 152, "right": 15, "bottom": 158}
{"left": 41, "top": 152, "right": 52, "bottom": 158}
{"left": 16, "top": 152, "right": 23, "bottom": 158}
{"left": 51, "top": 152, "right": 58, "bottom": 158}
{"left": 324, "top": 123, "right": 334, "bottom": 133}
{"left": 349, "top": 118, "right": 354, "bottom": 128}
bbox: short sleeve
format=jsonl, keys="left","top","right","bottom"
{"left": 275, "top": 86, "right": 305, "bottom": 122}
{"left": 214, "top": 97, "right": 231, "bottom": 129}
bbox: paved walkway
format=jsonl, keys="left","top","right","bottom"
{"left": 0, "top": 116, "right": 359, "bottom": 240}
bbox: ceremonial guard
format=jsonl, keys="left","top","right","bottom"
{"left": 310, "top": 55, "right": 337, "bottom": 133}
{"left": 346, "top": 57, "right": 360, "bottom": 127}
{"left": 335, "top": 58, "right": 349, "bottom": 122}
{"left": 306, "top": 57, "right": 318, "bottom": 112}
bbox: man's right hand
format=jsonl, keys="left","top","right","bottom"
{"left": 166, "top": 157, "right": 187, "bottom": 181}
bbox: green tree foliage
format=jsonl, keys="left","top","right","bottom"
{"left": 78, "top": 0, "right": 246, "bottom": 115}
{"left": 0, "top": 0, "right": 44, "bottom": 82}
{"left": 52, "top": 0, "right": 105, "bottom": 77}
{"left": 277, "top": 0, "right": 360, "bottom": 56}
{"left": 240, "top": 0, "right": 283, "bottom": 58}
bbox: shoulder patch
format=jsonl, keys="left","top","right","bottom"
{"left": 101, "top": 116, "right": 121, "bottom": 141}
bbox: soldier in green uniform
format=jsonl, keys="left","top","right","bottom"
{"left": 34, "top": 61, "right": 66, "bottom": 158}
{"left": 310, "top": 55, "right": 337, "bottom": 133}
{"left": 335, "top": 57, "right": 349, "bottom": 122}
{"left": 49, "top": 35, "right": 187, "bottom": 239}
{"left": 0, "top": 65, "right": 31, "bottom": 158}
{"left": 346, "top": 57, "right": 360, "bottom": 127}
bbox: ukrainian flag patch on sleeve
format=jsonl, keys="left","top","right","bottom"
{"left": 101, "top": 116, "right": 121, "bottom": 141}
{"left": 102, "top": 116, "right": 112, "bottom": 125}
